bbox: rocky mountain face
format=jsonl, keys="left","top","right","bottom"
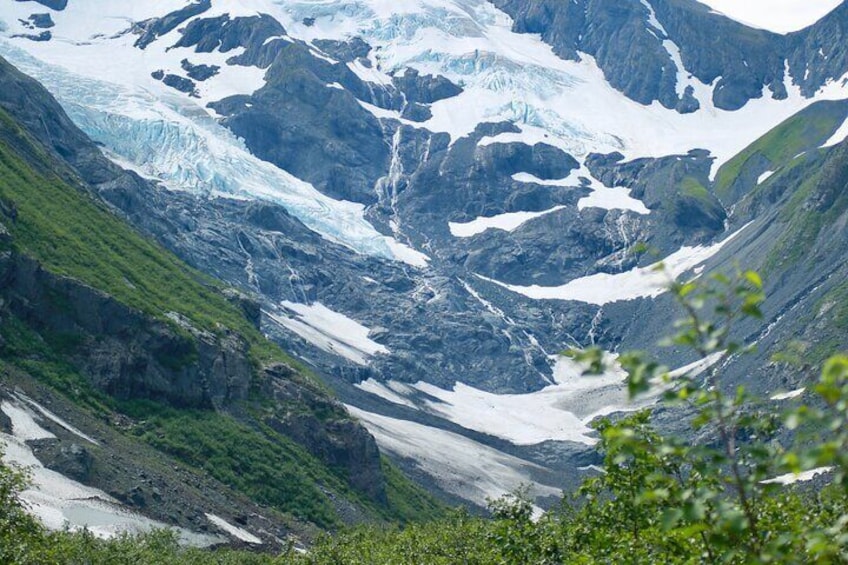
{"left": 0, "top": 54, "right": 441, "bottom": 542}
{"left": 2, "top": 0, "right": 848, "bottom": 514}
{"left": 493, "top": 0, "right": 848, "bottom": 111}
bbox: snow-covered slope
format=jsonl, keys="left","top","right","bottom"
{"left": 0, "top": 397, "right": 221, "bottom": 545}
{"left": 274, "top": 0, "right": 847, "bottom": 172}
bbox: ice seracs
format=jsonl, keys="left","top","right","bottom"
{"left": 277, "top": 0, "right": 848, "bottom": 178}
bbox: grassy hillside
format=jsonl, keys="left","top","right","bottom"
{"left": 0, "top": 107, "right": 295, "bottom": 371}
{"left": 0, "top": 106, "right": 443, "bottom": 530}
{"left": 714, "top": 100, "right": 848, "bottom": 203}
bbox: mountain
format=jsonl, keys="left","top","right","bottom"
{"left": 0, "top": 54, "right": 442, "bottom": 545}
{"left": 1, "top": 0, "right": 848, "bottom": 516}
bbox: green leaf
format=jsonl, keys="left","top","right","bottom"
{"left": 743, "top": 270, "right": 763, "bottom": 290}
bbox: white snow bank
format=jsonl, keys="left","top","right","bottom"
{"left": 357, "top": 352, "right": 725, "bottom": 446}
{"left": 205, "top": 514, "right": 262, "bottom": 545}
{"left": 476, "top": 223, "right": 751, "bottom": 305}
{"left": 757, "top": 170, "right": 776, "bottom": 184}
{"left": 448, "top": 206, "right": 566, "bottom": 237}
{"left": 346, "top": 405, "right": 561, "bottom": 509}
{"left": 0, "top": 400, "right": 219, "bottom": 546}
{"left": 822, "top": 115, "right": 848, "bottom": 148}
{"left": 355, "top": 380, "right": 418, "bottom": 409}
{"left": 762, "top": 466, "right": 834, "bottom": 485}
{"left": 15, "top": 393, "right": 99, "bottom": 446}
{"left": 770, "top": 388, "right": 805, "bottom": 401}
{"left": 511, "top": 163, "right": 651, "bottom": 215}
{"left": 266, "top": 302, "right": 389, "bottom": 366}
{"left": 407, "top": 356, "right": 633, "bottom": 445}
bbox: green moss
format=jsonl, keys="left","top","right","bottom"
{"left": 124, "top": 405, "right": 343, "bottom": 529}
{"left": 678, "top": 176, "right": 710, "bottom": 200}
{"left": 762, "top": 142, "right": 848, "bottom": 274}
{"left": 380, "top": 457, "right": 447, "bottom": 524}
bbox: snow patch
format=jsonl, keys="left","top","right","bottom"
{"left": 205, "top": 514, "right": 262, "bottom": 545}
{"left": 0, "top": 400, "right": 218, "bottom": 545}
{"left": 362, "top": 355, "right": 638, "bottom": 446}
{"left": 822, "top": 115, "right": 848, "bottom": 148}
{"left": 383, "top": 237, "right": 431, "bottom": 267}
{"left": 14, "top": 394, "right": 99, "bottom": 446}
{"left": 355, "top": 379, "right": 418, "bottom": 409}
{"left": 511, "top": 164, "right": 651, "bottom": 215}
{"left": 448, "top": 206, "right": 566, "bottom": 237}
{"left": 770, "top": 388, "right": 805, "bottom": 401}
{"left": 347, "top": 405, "right": 561, "bottom": 509}
{"left": 477, "top": 223, "right": 750, "bottom": 305}
{"left": 757, "top": 170, "right": 776, "bottom": 184}
{"left": 762, "top": 466, "right": 834, "bottom": 485}
{"left": 266, "top": 302, "right": 389, "bottom": 366}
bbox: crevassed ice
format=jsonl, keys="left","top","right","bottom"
{"left": 0, "top": 43, "right": 398, "bottom": 260}
{"left": 277, "top": 0, "right": 848, "bottom": 172}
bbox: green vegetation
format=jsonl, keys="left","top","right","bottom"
{"left": 714, "top": 100, "right": 848, "bottom": 202}
{"left": 0, "top": 314, "right": 113, "bottom": 413}
{"left": 670, "top": 175, "right": 726, "bottom": 229}
{"left": 0, "top": 106, "right": 298, "bottom": 374}
{"left": 120, "top": 403, "right": 344, "bottom": 529}
{"left": 3, "top": 270, "right": 847, "bottom": 563}
{"left": 761, "top": 138, "right": 848, "bottom": 279}
{"left": 678, "top": 176, "right": 711, "bottom": 200}
{"left": 114, "top": 403, "right": 443, "bottom": 529}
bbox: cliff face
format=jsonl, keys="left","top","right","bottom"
{"left": 0, "top": 251, "right": 252, "bottom": 410}
{"left": 0, "top": 246, "right": 388, "bottom": 501}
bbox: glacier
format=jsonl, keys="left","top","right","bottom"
{"left": 0, "top": 33, "right": 424, "bottom": 265}
{"left": 273, "top": 0, "right": 848, "bottom": 174}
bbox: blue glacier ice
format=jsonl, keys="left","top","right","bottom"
{"left": 0, "top": 41, "right": 398, "bottom": 260}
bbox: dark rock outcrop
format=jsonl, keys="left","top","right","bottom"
{"left": 160, "top": 73, "right": 198, "bottom": 96}
{"left": 181, "top": 59, "right": 220, "bottom": 81}
{"left": 19, "top": 13, "right": 55, "bottom": 29}
{"left": 2, "top": 253, "right": 253, "bottom": 410}
{"left": 263, "top": 364, "right": 387, "bottom": 502}
{"left": 14, "top": 0, "right": 67, "bottom": 11}
{"left": 133, "top": 0, "right": 212, "bottom": 50}
{"left": 31, "top": 439, "right": 94, "bottom": 483}
{"left": 12, "top": 31, "right": 51, "bottom": 42}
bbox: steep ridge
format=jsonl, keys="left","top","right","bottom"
{"left": 0, "top": 57, "right": 442, "bottom": 541}
{"left": 492, "top": 0, "right": 848, "bottom": 111}
{"left": 2, "top": 0, "right": 848, "bottom": 512}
